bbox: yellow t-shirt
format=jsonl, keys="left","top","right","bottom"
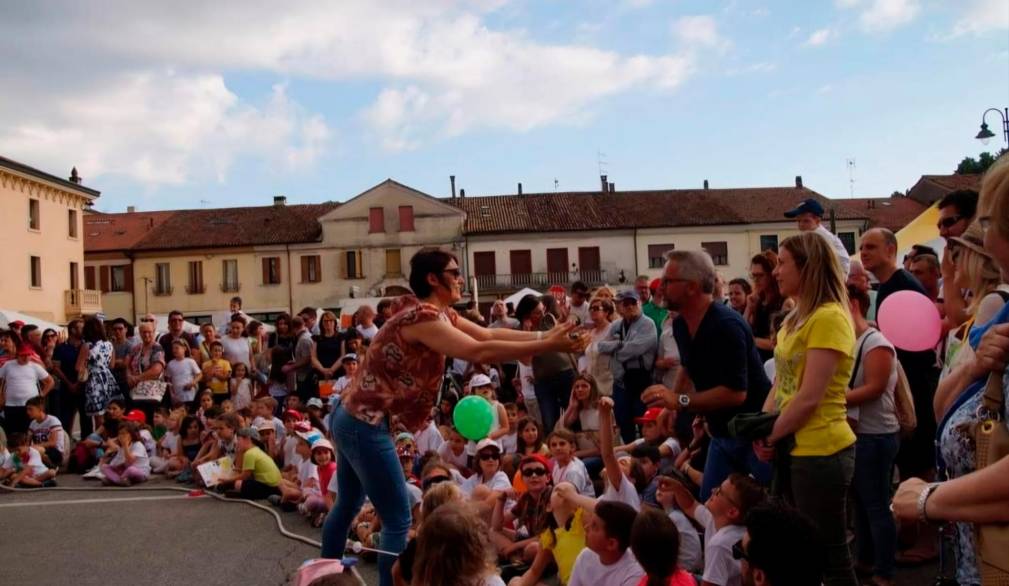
{"left": 540, "top": 507, "right": 586, "bottom": 585}
{"left": 773, "top": 302, "right": 856, "bottom": 457}
{"left": 202, "top": 358, "right": 232, "bottom": 395}
{"left": 241, "top": 446, "right": 282, "bottom": 486}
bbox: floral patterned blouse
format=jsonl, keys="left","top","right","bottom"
{"left": 341, "top": 296, "right": 458, "bottom": 433}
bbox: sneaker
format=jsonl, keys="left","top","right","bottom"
{"left": 82, "top": 466, "right": 105, "bottom": 480}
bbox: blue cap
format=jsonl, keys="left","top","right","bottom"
{"left": 616, "top": 289, "right": 639, "bottom": 303}
{"left": 784, "top": 198, "right": 825, "bottom": 218}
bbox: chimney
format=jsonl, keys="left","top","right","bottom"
{"left": 127, "top": 206, "right": 136, "bottom": 213}
{"left": 450, "top": 175, "right": 457, "bottom": 199}
{"left": 518, "top": 182, "right": 523, "bottom": 195}
{"left": 69, "top": 167, "right": 81, "bottom": 184}
{"left": 703, "top": 179, "right": 709, "bottom": 190}
{"left": 795, "top": 175, "right": 803, "bottom": 189}
{"left": 460, "top": 188, "right": 465, "bottom": 198}
{"left": 148, "top": 218, "right": 154, "bottom": 228}
{"left": 600, "top": 175, "right": 608, "bottom": 193}
{"left": 273, "top": 195, "right": 287, "bottom": 206}
{"left": 608, "top": 182, "right": 615, "bottom": 193}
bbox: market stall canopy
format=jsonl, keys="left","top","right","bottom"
{"left": 0, "top": 310, "right": 64, "bottom": 333}
{"left": 504, "top": 288, "right": 542, "bottom": 308}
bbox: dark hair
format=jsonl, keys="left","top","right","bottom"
{"left": 540, "top": 295, "right": 559, "bottom": 318}
{"left": 728, "top": 473, "right": 766, "bottom": 518}
{"left": 910, "top": 244, "right": 939, "bottom": 258}
{"left": 750, "top": 251, "right": 782, "bottom": 306}
{"left": 209, "top": 340, "right": 223, "bottom": 349}
{"left": 107, "top": 398, "right": 126, "bottom": 411}
{"left": 219, "top": 412, "right": 242, "bottom": 431}
{"left": 229, "top": 313, "right": 247, "bottom": 326}
{"left": 8, "top": 432, "right": 29, "bottom": 448}
{"left": 938, "top": 189, "right": 978, "bottom": 219}
{"left": 20, "top": 324, "right": 38, "bottom": 338}
{"left": 203, "top": 406, "right": 222, "bottom": 419}
{"left": 169, "top": 310, "right": 184, "bottom": 320}
{"left": 514, "top": 294, "right": 542, "bottom": 324}
{"left": 25, "top": 396, "right": 46, "bottom": 410}
{"left": 230, "top": 296, "right": 243, "bottom": 307}
{"left": 376, "top": 298, "right": 393, "bottom": 313}
{"left": 120, "top": 420, "right": 142, "bottom": 443}
{"left": 745, "top": 500, "right": 824, "bottom": 586}
{"left": 409, "top": 247, "right": 459, "bottom": 298}
{"left": 631, "top": 444, "right": 662, "bottom": 464}
{"left": 570, "top": 281, "right": 589, "bottom": 295}
{"left": 631, "top": 507, "right": 681, "bottom": 586}
{"left": 594, "top": 500, "right": 638, "bottom": 552}
{"left": 515, "top": 417, "right": 545, "bottom": 454}
{"left": 846, "top": 284, "right": 871, "bottom": 317}
{"left": 42, "top": 328, "right": 57, "bottom": 340}
{"left": 82, "top": 316, "right": 106, "bottom": 344}
{"left": 298, "top": 306, "right": 316, "bottom": 318}
{"left": 728, "top": 277, "right": 752, "bottom": 295}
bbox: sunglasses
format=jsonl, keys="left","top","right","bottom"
{"left": 478, "top": 452, "right": 500, "bottom": 461}
{"left": 521, "top": 467, "right": 548, "bottom": 478}
{"left": 732, "top": 539, "right": 748, "bottom": 561}
{"left": 422, "top": 475, "right": 452, "bottom": 490}
{"left": 937, "top": 215, "right": 962, "bottom": 229}
{"left": 443, "top": 268, "right": 462, "bottom": 278}
{"left": 141, "top": 318, "right": 155, "bottom": 322}
{"left": 589, "top": 305, "right": 604, "bottom": 312}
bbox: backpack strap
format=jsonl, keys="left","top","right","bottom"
{"left": 849, "top": 329, "right": 876, "bottom": 389}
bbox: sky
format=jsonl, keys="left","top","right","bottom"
{"left": 1, "top": 0, "right": 1007, "bottom": 212}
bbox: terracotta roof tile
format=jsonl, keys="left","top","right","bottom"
{"left": 842, "top": 197, "right": 928, "bottom": 232}
{"left": 84, "top": 210, "right": 176, "bottom": 252}
{"left": 922, "top": 174, "right": 982, "bottom": 192}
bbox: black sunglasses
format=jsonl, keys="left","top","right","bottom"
{"left": 732, "top": 539, "right": 748, "bottom": 561}
{"left": 521, "top": 467, "right": 547, "bottom": 478}
{"left": 478, "top": 452, "right": 500, "bottom": 461}
{"left": 422, "top": 475, "right": 452, "bottom": 490}
{"left": 937, "top": 215, "right": 962, "bottom": 229}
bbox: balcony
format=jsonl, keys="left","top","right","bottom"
{"left": 474, "top": 270, "right": 608, "bottom": 294}
{"left": 185, "top": 284, "right": 206, "bottom": 295}
{"left": 64, "top": 289, "right": 102, "bottom": 317}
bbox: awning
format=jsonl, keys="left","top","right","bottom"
{"left": 0, "top": 310, "right": 64, "bottom": 333}
{"left": 895, "top": 203, "right": 945, "bottom": 259}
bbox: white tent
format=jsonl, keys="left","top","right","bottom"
{"left": 504, "top": 287, "right": 542, "bottom": 308}
{"left": 0, "top": 310, "right": 64, "bottom": 333}
{"left": 150, "top": 314, "right": 201, "bottom": 335}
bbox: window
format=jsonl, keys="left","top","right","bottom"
{"left": 155, "top": 263, "right": 172, "bottom": 295}
{"left": 648, "top": 244, "right": 674, "bottom": 269}
{"left": 398, "top": 206, "right": 415, "bottom": 232}
{"left": 301, "top": 255, "right": 322, "bottom": 283}
{"left": 369, "top": 207, "right": 385, "bottom": 233}
{"left": 84, "top": 265, "right": 96, "bottom": 290}
{"left": 30, "top": 256, "right": 41, "bottom": 287}
{"left": 70, "top": 262, "right": 79, "bottom": 290}
{"left": 68, "top": 209, "right": 78, "bottom": 238}
{"left": 262, "top": 257, "right": 282, "bottom": 285}
{"left": 702, "top": 241, "right": 729, "bottom": 266}
{"left": 385, "top": 249, "right": 402, "bottom": 276}
{"left": 187, "top": 261, "right": 205, "bottom": 294}
{"left": 838, "top": 232, "right": 856, "bottom": 255}
{"left": 759, "top": 235, "right": 778, "bottom": 253}
{"left": 222, "top": 259, "right": 239, "bottom": 292}
{"left": 110, "top": 266, "right": 128, "bottom": 292}
{"left": 344, "top": 250, "right": 364, "bottom": 279}
{"left": 29, "top": 199, "right": 40, "bottom": 230}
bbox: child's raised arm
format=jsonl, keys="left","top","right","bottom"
{"left": 553, "top": 480, "right": 597, "bottom": 514}
{"left": 658, "top": 475, "right": 699, "bottom": 519}
{"left": 598, "top": 397, "right": 624, "bottom": 495}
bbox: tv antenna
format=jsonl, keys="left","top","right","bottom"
{"left": 846, "top": 158, "right": 856, "bottom": 198}
{"left": 597, "top": 149, "right": 608, "bottom": 177}
{"left": 554, "top": 178, "right": 560, "bottom": 192}
{"left": 199, "top": 199, "right": 211, "bottom": 208}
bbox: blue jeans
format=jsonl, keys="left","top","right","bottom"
{"left": 613, "top": 369, "right": 651, "bottom": 444}
{"left": 321, "top": 404, "right": 411, "bottom": 586}
{"left": 534, "top": 369, "right": 574, "bottom": 434}
{"left": 853, "top": 433, "right": 899, "bottom": 580}
{"left": 700, "top": 435, "right": 772, "bottom": 501}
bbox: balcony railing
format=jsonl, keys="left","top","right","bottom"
{"left": 64, "top": 289, "right": 102, "bottom": 317}
{"left": 152, "top": 285, "right": 174, "bottom": 297}
{"left": 185, "top": 284, "right": 206, "bottom": 295}
{"left": 220, "top": 282, "right": 241, "bottom": 293}
{"left": 474, "top": 270, "right": 608, "bottom": 293}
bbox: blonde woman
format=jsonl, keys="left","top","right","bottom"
{"left": 580, "top": 298, "right": 616, "bottom": 396}
{"left": 754, "top": 231, "right": 857, "bottom": 586}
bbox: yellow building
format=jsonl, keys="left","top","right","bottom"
{"left": 0, "top": 156, "right": 100, "bottom": 324}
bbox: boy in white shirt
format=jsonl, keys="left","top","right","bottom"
{"left": 548, "top": 428, "right": 595, "bottom": 498}
{"left": 26, "top": 396, "right": 65, "bottom": 469}
{"left": 558, "top": 488, "right": 645, "bottom": 586}
{"left": 0, "top": 432, "right": 55, "bottom": 487}
{"left": 660, "top": 473, "right": 766, "bottom": 586}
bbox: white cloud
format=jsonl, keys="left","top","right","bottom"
{"left": 857, "top": 0, "right": 920, "bottom": 32}
{"left": 672, "top": 15, "right": 731, "bottom": 52}
{"left": 804, "top": 28, "right": 835, "bottom": 46}
{"left": 950, "top": 0, "right": 1009, "bottom": 37}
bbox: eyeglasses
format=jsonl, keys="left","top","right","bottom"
{"left": 478, "top": 452, "right": 500, "bottom": 461}
{"left": 732, "top": 539, "right": 749, "bottom": 561}
{"left": 422, "top": 475, "right": 452, "bottom": 490}
{"left": 443, "top": 268, "right": 462, "bottom": 278}
{"left": 937, "top": 215, "right": 962, "bottom": 229}
{"left": 712, "top": 485, "right": 740, "bottom": 508}
{"left": 521, "top": 467, "right": 548, "bottom": 478}
{"left": 589, "top": 306, "right": 603, "bottom": 312}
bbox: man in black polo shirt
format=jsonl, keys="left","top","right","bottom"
{"left": 642, "top": 249, "right": 771, "bottom": 500}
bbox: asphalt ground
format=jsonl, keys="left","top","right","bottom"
{"left": 0, "top": 475, "right": 379, "bottom": 586}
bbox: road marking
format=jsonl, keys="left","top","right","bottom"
{"left": 0, "top": 494, "right": 201, "bottom": 508}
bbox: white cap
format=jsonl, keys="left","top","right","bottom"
{"left": 475, "top": 438, "right": 501, "bottom": 453}
{"left": 306, "top": 398, "right": 324, "bottom": 409}
{"left": 469, "top": 373, "right": 493, "bottom": 389}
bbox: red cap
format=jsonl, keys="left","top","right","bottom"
{"left": 519, "top": 453, "right": 553, "bottom": 474}
{"left": 16, "top": 345, "right": 34, "bottom": 356}
{"left": 282, "top": 409, "right": 303, "bottom": 421}
{"left": 548, "top": 284, "right": 566, "bottom": 294}
{"left": 10, "top": 320, "right": 25, "bottom": 329}
{"left": 124, "top": 409, "right": 147, "bottom": 424}
{"left": 293, "top": 421, "right": 312, "bottom": 433}
{"left": 649, "top": 278, "right": 661, "bottom": 291}
{"left": 635, "top": 407, "right": 663, "bottom": 424}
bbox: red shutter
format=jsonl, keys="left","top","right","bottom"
{"left": 84, "top": 266, "right": 96, "bottom": 290}
{"left": 99, "top": 265, "right": 110, "bottom": 293}
{"left": 398, "top": 205, "right": 414, "bottom": 232}
{"left": 262, "top": 258, "right": 270, "bottom": 284}
{"left": 124, "top": 264, "right": 134, "bottom": 292}
{"left": 369, "top": 207, "right": 385, "bottom": 233}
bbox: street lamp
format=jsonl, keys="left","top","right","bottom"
{"left": 975, "top": 107, "right": 1009, "bottom": 145}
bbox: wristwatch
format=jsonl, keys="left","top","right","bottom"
{"left": 677, "top": 394, "right": 691, "bottom": 408}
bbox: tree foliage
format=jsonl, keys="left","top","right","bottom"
{"left": 957, "top": 149, "right": 1008, "bottom": 174}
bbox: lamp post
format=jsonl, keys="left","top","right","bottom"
{"left": 975, "top": 107, "right": 1009, "bottom": 146}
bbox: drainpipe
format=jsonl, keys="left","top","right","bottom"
{"left": 633, "top": 228, "right": 640, "bottom": 277}
{"left": 128, "top": 251, "right": 137, "bottom": 322}
{"left": 286, "top": 244, "right": 294, "bottom": 314}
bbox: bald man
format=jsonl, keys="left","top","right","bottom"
{"left": 858, "top": 228, "right": 927, "bottom": 308}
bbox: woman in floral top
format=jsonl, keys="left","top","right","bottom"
{"left": 322, "top": 248, "right": 585, "bottom": 586}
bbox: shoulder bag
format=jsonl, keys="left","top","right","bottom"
{"left": 973, "top": 371, "right": 1009, "bottom": 584}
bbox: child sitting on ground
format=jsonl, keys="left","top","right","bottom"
{"left": 326, "top": 353, "right": 357, "bottom": 411}
{"left": 509, "top": 481, "right": 587, "bottom": 586}
{"left": 72, "top": 399, "right": 125, "bottom": 472}
{"left": 275, "top": 428, "right": 319, "bottom": 510}
{"left": 614, "top": 406, "right": 681, "bottom": 476}
{"left": 564, "top": 497, "right": 644, "bottom": 586}
{"left": 302, "top": 438, "right": 336, "bottom": 527}
{"left": 491, "top": 454, "right": 554, "bottom": 567}
{"left": 0, "top": 433, "right": 54, "bottom": 487}
{"left": 195, "top": 391, "right": 215, "bottom": 426}
{"left": 548, "top": 429, "right": 595, "bottom": 498}
{"left": 509, "top": 417, "right": 549, "bottom": 489}
{"left": 100, "top": 421, "right": 151, "bottom": 486}
{"left": 252, "top": 397, "right": 286, "bottom": 441}
{"left": 631, "top": 506, "right": 696, "bottom": 586}
{"left": 220, "top": 427, "right": 283, "bottom": 499}
{"left": 436, "top": 426, "right": 471, "bottom": 476}
{"left": 152, "top": 408, "right": 183, "bottom": 474}
{"left": 26, "top": 396, "right": 65, "bottom": 470}
{"left": 169, "top": 415, "right": 203, "bottom": 479}
{"left": 412, "top": 503, "right": 507, "bottom": 586}
{"left": 655, "top": 472, "right": 704, "bottom": 574}
{"left": 470, "top": 374, "right": 510, "bottom": 442}
{"left": 192, "top": 412, "right": 240, "bottom": 485}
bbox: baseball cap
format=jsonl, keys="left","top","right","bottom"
{"left": 311, "top": 438, "right": 334, "bottom": 453}
{"left": 519, "top": 453, "right": 553, "bottom": 474}
{"left": 124, "top": 409, "right": 147, "bottom": 424}
{"left": 237, "top": 427, "right": 261, "bottom": 441}
{"left": 783, "top": 198, "right": 825, "bottom": 218}
{"left": 282, "top": 409, "right": 303, "bottom": 421}
{"left": 616, "top": 289, "right": 639, "bottom": 303}
{"left": 255, "top": 419, "right": 275, "bottom": 432}
{"left": 306, "top": 398, "right": 324, "bottom": 409}
{"left": 341, "top": 353, "right": 358, "bottom": 363}
{"left": 475, "top": 438, "right": 501, "bottom": 453}
{"left": 395, "top": 432, "right": 416, "bottom": 444}
{"left": 297, "top": 429, "right": 323, "bottom": 445}
{"left": 15, "top": 345, "right": 34, "bottom": 356}
{"left": 634, "top": 407, "right": 664, "bottom": 424}
{"left": 649, "top": 278, "right": 661, "bottom": 291}
{"left": 469, "top": 373, "right": 493, "bottom": 389}
{"left": 10, "top": 320, "right": 25, "bottom": 329}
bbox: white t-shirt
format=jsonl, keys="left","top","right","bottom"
{"left": 165, "top": 358, "right": 201, "bottom": 403}
{"left": 481, "top": 575, "right": 506, "bottom": 586}
{"left": 763, "top": 357, "right": 775, "bottom": 383}
{"left": 0, "top": 361, "right": 49, "bottom": 406}
{"left": 630, "top": 437, "right": 682, "bottom": 475}
{"left": 327, "top": 465, "right": 339, "bottom": 496}
{"left": 110, "top": 441, "right": 151, "bottom": 475}
{"left": 814, "top": 224, "right": 851, "bottom": 276}
{"left": 161, "top": 431, "right": 179, "bottom": 455}
{"left": 232, "top": 379, "right": 253, "bottom": 411}
{"left": 461, "top": 470, "right": 512, "bottom": 496}
{"left": 356, "top": 324, "right": 379, "bottom": 341}
{"left": 140, "top": 429, "right": 157, "bottom": 457}
{"left": 567, "top": 548, "right": 644, "bottom": 586}
{"left": 695, "top": 505, "right": 745, "bottom": 586}
{"left": 848, "top": 329, "right": 899, "bottom": 435}
{"left": 499, "top": 431, "right": 517, "bottom": 455}
{"left": 283, "top": 436, "right": 303, "bottom": 469}
{"left": 552, "top": 457, "right": 595, "bottom": 497}
{"left": 601, "top": 473, "right": 642, "bottom": 511}
{"left": 669, "top": 508, "right": 704, "bottom": 573}
{"left": 518, "top": 363, "right": 536, "bottom": 401}
{"left": 415, "top": 420, "right": 445, "bottom": 455}
{"left": 3, "top": 448, "right": 48, "bottom": 476}
{"left": 298, "top": 459, "right": 320, "bottom": 494}
{"left": 438, "top": 442, "right": 470, "bottom": 471}
{"left": 29, "top": 415, "right": 65, "bottom": 455}
{"left": 220, "top": 335, "right": 251, "bottom": 368}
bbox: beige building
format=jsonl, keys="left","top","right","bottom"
{"left": 1, "top": 156, "right": 100, "bottom": 323}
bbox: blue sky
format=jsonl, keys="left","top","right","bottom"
{"left": 0, "top": 0, "right": 1006, "bottom": 212}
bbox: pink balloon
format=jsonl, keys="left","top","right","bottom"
{"left": 877, "top": 290, "right": 942, "bottom": 352}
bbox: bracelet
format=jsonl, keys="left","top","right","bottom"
{"left": 917, "top": 482, "right": 940, "bottom": 523}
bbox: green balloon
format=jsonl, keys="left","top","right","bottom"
{"left": 453, "top": 395, "right": 495, "bottom": 441}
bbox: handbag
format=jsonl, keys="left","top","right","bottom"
{"left": 131, "top": 379, "right": 168, "bottom": 402}
{"left": 972, "top": 371, "right": 1009, "bottom": 585}
{"left": 893, "top": 361, "right": 917, "bottom": 438}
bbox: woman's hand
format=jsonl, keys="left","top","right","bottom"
{"left": 753, "top": 438, "right": 775, "bottom": 463}
{"left": 892, "top": 477, "right": 929, "bottom": 521}
{"left": 544, "top": 321, "right": 586, "bottom": 353}
{"left": 971, "top": 324, "right": 1009, "bottom": 380}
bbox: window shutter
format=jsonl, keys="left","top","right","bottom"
{"left": 313, "top": 256, "right": 321, "bottom": 282}
{"left": 124, "top": 264, "right": 134, "bottom": 292}
{"left": 300, "top": 256, "right": 309, "bottom": 283}
{"left": 356, "top": 250, "right": 364, "bottom": 279}
{"left": 369, "top": 208, "right": 385, "bottom": 233}
{"left": 262, "top": 257, "right": 270, "bottom": 284}
{"left": 398, "top": 206, "right": 414, "bottom": 232}
{"left": 340, "top": 251, "right": 348, "bottom": 279}
{"left": 84, "top": 266, "right": 96, "bottom": 290}
{"left": 99, "top": 265, "right": 110, "bottom": 293}
{"left": 275, "top": 258, "right": 282, "bottom": 284}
